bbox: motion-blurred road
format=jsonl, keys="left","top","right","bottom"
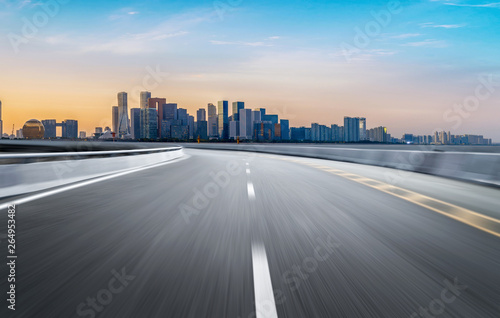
{"left": 0, "top": 149, "right": 499, "bottom": 317}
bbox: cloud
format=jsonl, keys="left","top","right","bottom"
{"left": 391, "top": 33, "right": 422, "bottom": 39}
{"left": 268, "top": 36, "right": 281, "bottom": 40}
{"left": 420, "top": 22, "right": 466, "bottom": 28}
{"left": 442, "top": 2, "right": 500, "bottom": 7}
{"left": 128, "top": 11, "right": 139, "bottom": 15}
{"left": 210, "top": 40, "right": 272, "bottom": 47}
{"left": 403, "top": 39, "right": 448, "bottom": 47}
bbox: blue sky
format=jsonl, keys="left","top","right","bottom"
{"left": 1, "top": 0, "right": 499, "bottom": 140}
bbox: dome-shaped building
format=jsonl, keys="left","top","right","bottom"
{"left": 22, "top": 119, "right": 45, "bottom": 139}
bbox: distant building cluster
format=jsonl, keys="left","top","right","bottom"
{"left": 0, "top": 96, "right": 494, "bottom": 144}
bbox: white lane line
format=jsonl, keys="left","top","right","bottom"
{"left": 252, "top": 242, "right": 278, "bottom": 318}
{"left": 247, "top": 182, "right": 256, "bottom": 200}
{"left": 246, "top": 168, "right": 251, "bottom": 174}
{"left": 0, "top": 156, "right": 189, "bottom": 210}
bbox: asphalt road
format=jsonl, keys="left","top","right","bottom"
{"left": 0, "top": 149, "right": 499, "bottom": 317}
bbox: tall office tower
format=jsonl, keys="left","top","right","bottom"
{"left": 207, "top": 103, "right": 218, "bottom": 137}
{"left": 140, "top": 91, "right": 152, "bottom": 109}
{"left": 197, "top": 108, "right": 206, "bottom": 122}
{"left": 229, "top": 121, "right": 240, "bottom": 139}
{"left": 148, "top": 97, "right": 166, "bottom": 109}
{"left": 112, "top": 106, "right": 119, "bottom": 133}
{"left": 359, "top": 117, "right": 367, "bottom": 141}
{"left": 256, "top": 108, "right": 266, "bottom": 118}
{"left": 41, "top": 120, "right": 57, "bottom": 138}
{"left": 188, "top": 115, "right": 195, "bottom": 139}
{"left": 344, "top": 117, "right": 360, "bottom": 142}
{"left": 79, "top": 131, "right": 86, "bottom": 139}
{"left": 140, "top": 108, "right": 158, "bottom": 139}
{"left": 130, "top": 108, "right": 141, "bottom": 139}
{"left": 163, "top": 103, "right": 178, "bottom": 120}
{"left": 147, "top": 98, "right": 166, "bottom": 137}
{"left": 0, "top": 100, "right": 2, "bottom": 138}
{"left": 251, "top": 110, "right": 261, "bottom": 123}
{"left": 177, "top": 108, "right": 188, "bottom": 125}
{"left": 331, "top": 124, "right": 343, "bottom": 142}
{"left": 311, "top": 123, "right": 320, "bottom": 141}
{"left": 239, "top": 109, "right": 253, "bottom": 139}
{"left": 195, "top": 121, "right": 208, "bottom": 140}
{"left": 232, "top": 101, "right": 244, "bottom": 121}
{"left": 218, "top": 101, "right": 229, "bottom": 139}
{"left": 280, "top": 119, "right": 290, "bottom": 140}
{"left": 117, "top": 92, "right": 130, "bottom": 136}
{"left": 62, "top": 120, "right": 78, "bottom": 139}
{"left": 95, "top": 127, "right": 103, "bottom": 134}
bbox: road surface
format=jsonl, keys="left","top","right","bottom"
{"left": 0, "top": 149, "right": 499, "bottom": 317}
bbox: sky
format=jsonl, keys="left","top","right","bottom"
{"left": 0, "top": 0, "right": 499, "bottom": 141}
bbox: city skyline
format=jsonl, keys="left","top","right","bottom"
{"left": 1, "top": 91, "right": 495, "bottom": 144}
{"left": 1, "top": 1, "right": 499, "bottom": 140}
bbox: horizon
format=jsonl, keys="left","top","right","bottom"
{"left": 1, "top": 0, "right": 499, "bottom": 141}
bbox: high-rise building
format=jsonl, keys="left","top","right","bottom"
{"left": 359, "top": 117, "right": 367, "bottom": 141}
{"left": 208, "top": 103, "right": 218, "bottom": 137}
{"left": 112, "top": 106, "right": 119, "bottom": 133}
{"left": 232, "top": 102, "right": 244, "bottom": 121}
{"left": 130, "top": 108, "right": 141, "bottom": 139}
{"left": 280, "top": 119, "right": 290, "bottom": 140}
{"left": 62, "top": 120, "right": 78, "bottom": 139}
{"left": 79, "top": 131, "right": 86, "bottom": 139}
{"left": 148, "top": 97, "right": 166, "bottom": 109}
{"left": 140, "top": 91, "right": 151, "bottom": 109}
{"left": 117, "top": 92, "right": 130, "bottom": 136}
{"left": 95, "top": 127, "right": 103, "bottom": 134}
{"left": 229, "top": 120, "right": 239, "bottom": 139}
{"left": 148, "top": 98, "right": 167, "bottom": 137}
{"left": 251, "top": 110, "right": 261, "bottom": 124}
{"left": 195, "top": 121, "right": 208, "bottom": 140}
{"left": 331, "top": 124, "right": 344, "bottom": 142}
{"left": 177, "top": 108, "right": 188, "bottom": 125}
{"left": 218, "top": 101, "right": 229, "bottom": 139}
{"left": 41, "top": 120, "right": 57, "bottom": 138}
{"left": 188, "top": 115, "right": 195, "bottom": 139}
{"left": 140, "top": 108, "right": 158, "bottom": 139}
{"left": 344, "top": 117, "right": 360, "bottom": 142}
{"left": 163, "top": 103, "right": 178, "bottom": 120}
{"left": 197, "top": 108, "right": 206, "bottom": 122}
{"left": 239, "top": 109, "right": 253, "bottom": 139}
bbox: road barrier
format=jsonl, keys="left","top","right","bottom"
{"left": 0, "top": 146, "right": 183, "bottom": 198}
{"left": 182, "top": 144, "right": 500, "bottom": 187}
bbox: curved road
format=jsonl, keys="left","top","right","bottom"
{"left": 0, "top": 149, "right": 499, "bottom": 317}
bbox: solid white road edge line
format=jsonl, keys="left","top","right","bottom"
{"left": 0, "top": 155, "right": 190, "bottom": 210}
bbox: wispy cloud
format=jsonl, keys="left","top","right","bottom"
{"left": 442, "top": 2, "right": 500, "bottom": 7}
{"left": 420, "top": 22, "right": 466, "bottom": 28}
{"left": 403, "top": 39, "right": 448, "bottom": 48}
{"left": 391, "top": 33, "right": 422, "bottom": 39}
{"left": 210, "top": 40, "right": 272, "bottom": 47}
